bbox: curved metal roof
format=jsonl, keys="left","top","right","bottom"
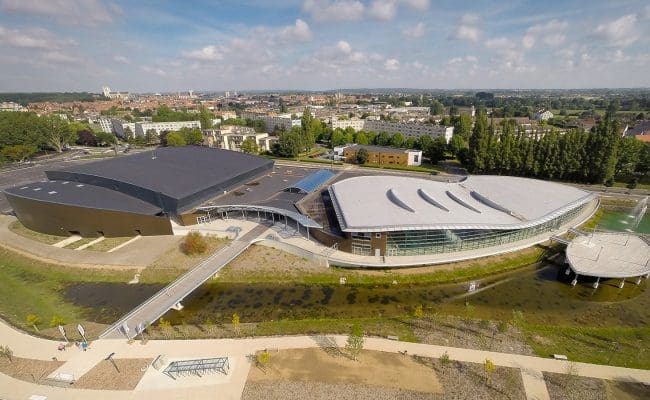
{"left": 196, "top": 204, "right": 322, "bottom": 228}
{"left": 284, "top": 169, "right": 335, "bottom": 194}
{"left": 329, "top": 175, "right": 595, "bottom": 232}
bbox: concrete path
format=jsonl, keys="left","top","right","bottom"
{"left": 0, "top": 215, "right": 180, "bottom": 268}
{"left": 99, "top": 223, "right": 271, "bottom": 339}
{"left": 2, "top": 317, "right": 649, "bottom": 400}
{"left": 52, "top": 235, "right": 81, "bottom": 248}
{"left": 520, "top": 368, "right": 551, "bottom": 400}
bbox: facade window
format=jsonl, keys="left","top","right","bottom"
{"left": 414, "top": 155, "right": 419, "bottom": 162}
{"left": 375, "top": 233, "right": 381, "bottom": 238}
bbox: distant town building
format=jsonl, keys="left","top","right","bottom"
{"left": 0, "top": 102, "right": 27, "bottom": 112}
{"left": 332, "top": 118, "right": 454, "bottom": 143}
{"left": 203, "top": 126, "right": 276, "bottom": 152}
{"left": 134, "top": 121, "right": 201, "bottom": 137}
{"left": 96, "top": 117, "right": 113, "bottom": 133}
{"left": 533, "top": 109, "right": 554, "bottom": 121}
{"left": 338, "top": 144, "right": 422, "bottom": 166}
{"left": 111, "top": 119, "right": 136, "bottom": 138}
{"left": 240, "top": 111, "right": 301, "bottom": 132}
{"left": 102, "top": 86, "right": 130, "bottom": 100}
{"left": 624, "top": 120, "right": 650, "bottom": 142}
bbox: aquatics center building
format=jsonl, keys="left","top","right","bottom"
{"left": 3, "top": 146, "right": 598, "bottom": 264}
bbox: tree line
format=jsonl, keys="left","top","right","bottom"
{"left": 466, "top": 112, "right": 649, "bottom": 184}
{"left": 0, "top": 111, "right": 116, "bottom": 163}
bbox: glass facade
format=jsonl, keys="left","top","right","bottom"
{"left": 351, "top": 203, "right": 588, "bottom": 257}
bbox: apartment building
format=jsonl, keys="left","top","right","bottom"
{"left": 331, "top": 119, "right": 454, "bottom": 142}
{"left": 240, "top": 111, "right": 301, "bottom": 132}
{"left": 203, "top": 126, "right": 276, "bottom": 152}
{"left": 134, "top": 121, "right": 201, "bottom": 137}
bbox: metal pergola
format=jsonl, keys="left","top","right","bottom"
{"left": 163, "top": 357, "right": 230, "bottom": 380}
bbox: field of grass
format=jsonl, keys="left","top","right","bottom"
{"left": 254, "top": 316, "right": 418, "bottom": 342}
{"left": 8, "top": 221, "right": 66, "bottom": 245}
{"left": 523, "top": 324, "right": 650, "bottom": 370}
{"left": 139, "top": 235, "right": 228, "bottom": 283}
{"left": 0, "top": 247, "right": 135, "bottom": 332}
{"left": 218, "top": 244, "right": 550, "bottom": 287}
{"left": 86, "top": 236, "right": 134, "bottom": 252}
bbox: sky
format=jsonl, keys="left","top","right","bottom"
{"left": 0, "top": 0, "right": 649, "bottom": 92}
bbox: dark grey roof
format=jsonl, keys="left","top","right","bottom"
{"left": 626, "top": 120, "right": 650, "bottom": 136}
{"left": 47, "top": 146, "right": 274, "bottom": 200}
{"left": 5, "top": 180, "right": 162, "bottom": 215}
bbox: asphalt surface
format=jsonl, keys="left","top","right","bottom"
{"left": 0, "top": 156, "right": 98, "bottom": 212}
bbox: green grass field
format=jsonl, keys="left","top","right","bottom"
{"left": 9, "top": 221, "right": 66, "bottom": 245}
{"left": 0, "top": 247, "right": 135, "bottom": 332}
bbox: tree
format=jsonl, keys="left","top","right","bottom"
{"left": 76, "top": 130, "right": 98, "bottom": 146}
{"left": 95, "top": 131, "right": 117, "bottom": 146}
{"left": 181, "top": 231, "right": 207, "bottom": 255}
{"left": 50, "top": 315, "right": 65, "bottom": 327}
{"left": 448, "top": 134, "right": 467, "bottom": 157}
{"left": 356, "top": 148, "right": 369, "bottom": 164}
{"left": 0, "top": 345, "right": 13, "bottom": 363}
{"left": 345, "top": 324, "right": 364, "bottom": 361}
{"left": 180, "top": 127, "right": 203, "bottom": 145}
{"left": 484, "top": 358, "right": 496, "bottom": 384}
{"left": 627, "top": 177, "right": 638, "bottom": 189}
{"left": 425, "top": 136, "right": 447, "bottom": 164}
{"left": 1, "top": 145, "right": 37, "bottom": 162}
{"left": 413, "top": 304, "right": 423, "bottom": 319}
{"left": 430, "top": 101, "right": 445, "bottom": 116}
{"left": 356, "top": 131, "right": 369, "bottom": 145}
{"left": 279, "top": 98, "right": 288, "bottom": 113}
{"left": 231, "top": 313, "right": 241, "bottom": 335}
{"left": 453, "top": 114, "right": 473, "bottom": 138}
{"left": 241, "top": 138, "right": 259, "bottom": 154}
{"left": 277, "top": 128, "right": 303, "bottom": 157}
{"left": 391, "top": 132, "right": 405, "bottom": 148}
{"left": 330, "top": 129, "right": 347, "bottom": 147}
{"left": 43, "top": 115, "right": 75, "bottom": 152}
{"left": 257, "top": 350, "right": 271, "bottom": 373}
{"left": 166, "top": 131, "right": 186, "bottom": 147}
{"left": 199, "top": 106, "right": 214, "bottom": 129}
{"left": 26, "top": 314, "right": 41, "bottom": 331}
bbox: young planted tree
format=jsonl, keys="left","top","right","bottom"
{"left": 26, "top": 314, "right": 41, "bottom": 331}
{"left": 257, "top": 350, "right": 271, "bottom": 373}
{"left": 484, "top": 358, "right": 496, "bottom": 385}
{"left": 356, "top": 148, "right": 369, "bottom": 164}
{"left": 345, "top": 324, "right": 364, "bottom": 361}
{"left": 50, "top": 315, "right": 65, "bottom": 328}
{"left": 0, "top": 345, "right": 13, "bottom": 362}
{"left": 181, "top": 231, "right": 207, "bottom": 255}
{"left": 158, "top": 317, "right": 173, "bottom": 339}
{"left": 413, "top": 304, "right": 423, "bottom": 319}
{"left": 240, "top": 138, "right": 259, "bottom": 154}
{"left": 232, "top": 313, "right": 241, "bottom": 335}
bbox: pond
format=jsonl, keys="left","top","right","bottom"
{"left": 64, "top": 263, "right": 649, "bottom": 328}
{"left": 597, "top": 209, "right": 650, "bottom": 234}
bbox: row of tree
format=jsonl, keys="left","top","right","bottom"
{"left": 0, "top": 111, "right": 119, "bottom": 163}
{"left": 467, "top": 113, "right": 649, "bottom": 183}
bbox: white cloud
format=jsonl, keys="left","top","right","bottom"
{"left": 522, "top": 19, "right": 568, "bottom": 48}
{"left": 141, "top": 66, "right": 166, "bottom": 76}
{"left": 369, "top": 0, "right": 397, "bottom": 21}
{"left": 449, "top": 14, "right": 480, "bottom": 42}
{"left": 42, "top": 51, "right": 78, "bottom": 64}
{"left": 0, "top": 0, "right": 118, "bottom": 26}
{"left": 384, "top": 58, "right": 400, "bottom": 70}
{"left": 336, "top": 40, "right": 352, "bottom": 54}
{"left": 0, "top": 26, "right": 50, "bottom": 49}
{"left": 402, "top": 0, "right": 430, "bottom": 11}
{"left": 402, "top": 22, "right": 425, "bottom": 38}
{"left": 485, "top": 37, "right": 517, "bottom": 49}
{"left": 543, "top": 33, "right": 565, "bottom": 47}
{"left": 185, "top": 45, "right": 224, "bottom": 62}
{"left": 594, "top": 14, "right": 639, "bottom": 47}
{"left": 113, "top": 55, "right": 130, "bottom": 64}
{"left": 302, "top": 0, "right": 365, "bottom": 22}
{"left": 277, "top": 19, "right": 312, "bottom": 42}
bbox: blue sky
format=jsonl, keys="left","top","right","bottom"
{"left": 0, "top": 0, "right": 648, "bottom": 92}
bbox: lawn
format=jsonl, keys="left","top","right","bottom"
{"left": 217, "top": 244, "right": 551, "bottom": 286}
{"left": 86, "top": 236, "right": 134, "bottom": 252}
{"left": 0, "top": 247, "right": 135, "bottom": 333}
{"left": 523, "top": 324, "right": 650, "bottom": 370}
{"left": 138, "top": 235, "right": 228, "bottom": 283}
{"left": 8, "top": 221, "right": 67, "bottom": 245}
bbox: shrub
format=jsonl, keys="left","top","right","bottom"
{"left": 181, "top": 231, "right": 208, "bottom": 255}
{"left": 50, "top": 315, "right": 65, "bottom": 327}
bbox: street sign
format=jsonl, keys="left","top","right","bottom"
{"left": 58, "top": 325, "right": 68, "bottom": 343}
{"left": 77, "top": 324, "right": 87, "bottom": 343}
